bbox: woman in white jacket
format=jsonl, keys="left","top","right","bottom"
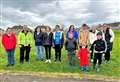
{"left": 89, "top": 25, "right": 98, "bottom": 62}
{"left": 101, "top": 24, "right": 115, "bottom": 63}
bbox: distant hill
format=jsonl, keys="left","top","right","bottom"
{"left": 107, "top": 22, "right": 120, "bottom": 29}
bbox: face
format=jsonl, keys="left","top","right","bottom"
{"left": 46, "top": 27, "right": 50, "bottom": 32}
{"left": 92, "top": 25, "right": 96, "bottom": 32}
{"left": 68, "top": 33, "right": 73, "bottom": 39}
{"left": 55, "top": 25, "right": 60, "bottom": 31}
{"left": 82, "top": 26, "right": 88, "bottom": 30}
{"left": 6, "top": 29, "right": 11, "bottom": 35}
{"left": 41, "top": 28, "right": 46, "bottom": 32}
{"left": 23, "top": 27, "right": 28, "bottom": 32}
{"left": 97, "top": 35, "right": 102, "bottom": 40}
{"left": 70, "top": 25, "right": 74, "bottom": 31}
{"left": 102, "top": 25, "right": 107, "bottom": 31}
{"left": 37, "top": 27, "right": 40, "bottom": 32}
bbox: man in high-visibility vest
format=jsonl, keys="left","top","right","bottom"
{"left": 18, "top": 25, "right": 33, "bottom": 64}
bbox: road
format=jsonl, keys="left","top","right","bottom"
{"left": 0, "top": 73, "right": 117, "bottom": 82}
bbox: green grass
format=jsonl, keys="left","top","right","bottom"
{"left": 0, "top": 30, "right": 120, "bottom": 77}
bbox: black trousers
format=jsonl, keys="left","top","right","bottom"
{"left": 20, "top": 45, "right": 31, "bottom": 63}
{"left": 93, "top": 53, "right": 102, "bottom": 66}
{"left": 55, "top": 44, "right": 61, "bottom": 61}
{"left": 90, "top": 45, "right": 94, "bottom": 59}
{"left": 44, "top": 45, "right": 51, "bottom": 60}
{"left": 105, "top": 50, "right": 110, "bottom": 61}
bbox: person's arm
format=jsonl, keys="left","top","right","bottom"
{"left": 66, "top": 32, "right": 68, "bottom": 40}
{"left": 74, "top": 31, "right": 78, "bottom": 41}
{"left": 65, "top": 40, "right": 68, "bottom": 50}
{"left": 33, "top": 32, "right": 36, "bottom": 40}
{"left": 61, "top": 32, "right": 64, "bottom": 46}
{"left": 74, "top": 40, "right": 78, "bottom": 50}
{"left": 78, "top": 31, "right": 81, "bottom": 45}
{"left": 29, "top": 32, "right": 33, "bottom": 47}
{"left": 13, "top": 34, "right": 17, "bottom": 48}
{"left": 17, "top": 32, "right": 21, "bottom": 46}
{"left": 52, "top": 32, "right": 55, "bottom": 47}
{"left": 2, "top": 35, "right": 5, "bottom": 48}
{"left": 90, "top": 41, "right": 95, "bottom": 51}
{"left": 109, "top": 29, "right": 115, "bottom": 42}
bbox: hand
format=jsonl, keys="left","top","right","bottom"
{"left": 19, "top": 44, "right": 22, "bottom": 48}
{"left": 89, "top": 50, "right": 92, "bottom": 53}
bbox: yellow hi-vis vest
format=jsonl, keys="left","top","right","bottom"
{"left": 18, "top": 32, "right": 33, "bottom": 46}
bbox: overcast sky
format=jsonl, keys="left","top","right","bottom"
{"left": 0, "top": 0, "right": 120, "bottom": 29}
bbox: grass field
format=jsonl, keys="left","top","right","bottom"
{"left": 0, "top": 30, "right": 120, "bottom": 78}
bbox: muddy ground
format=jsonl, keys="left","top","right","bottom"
{"left": 0, "top": 73, "right": 117, "bottom": 82}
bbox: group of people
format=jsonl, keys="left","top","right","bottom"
{"left": 0, "top": 23, "right": 115, "bottom": 72}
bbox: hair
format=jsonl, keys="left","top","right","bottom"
{"left": 54, "top": 25, "right": 60, "bottom": 31}
{"left": 68, "top": 25, "right": 75, "bottom": 32}
{"left": 46, "top": 26, "right": 51, "bottom": 31}
{"left": 6, "top": 27, "right": 11, "bottom": 32}
{"left": 34, "top": 26, "right": 42, "bottom": 33}
{"left": 82, "top": 24, "right": 88, "bottom": 27}
{"left": 81, "top": 24, "right": 89, "bottom": 29}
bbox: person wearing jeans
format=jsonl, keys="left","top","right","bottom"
{"left": 34, "top": 26, "right": 45, "bottom": 61}
{"left": 7, "top": 49, "right": 15, "bottom": 65}
{"left": 36, "top": 46, "right": 44, "bottom": 60}
{"left": 2, "top": 28, "right": 16, "bottom": 67}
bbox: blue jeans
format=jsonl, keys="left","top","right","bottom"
{"left": 6, "top": 49, "right": 15, "bottom": 65}
{"left": 36, "top": 46, "right": 44, "bottom": 60}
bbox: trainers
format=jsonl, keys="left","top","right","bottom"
{"left": 48, "top": 60, "right": 51, "bottom": 63}
{"left": 45, "top": 60, "right": 49, "bottom": 63}
{"left": 106, "top": 61, "right": 110, "bottom": 64}
{"left": 6, "top": 64, "right": 11, "bottom": 67}
{"left": 96, "top": 67, "right": 100, "bottom": 72}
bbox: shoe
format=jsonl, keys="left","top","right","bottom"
{"left": 96, "top": 65, "right": 100, "bottom": 72}
{"left": 26, "top": 61, "right": 30, "bottom": 64}
{"left": 6, "top": 64, "right": 11, "bottom": 67}
{"left": 11, "top": 64, "right": 14, "bottom": 66}
{"left": 96, "top": 67, "right": 100, "bottom": 72}
{"left": 45, "top": 60, "right": 49, "bottom": 63}
{"left": 20, "top": 61, "right": 23, "bottom": 64}
{"left": 105, "top": 60, "right": 110, "bottom": 64}
{"left": 48, "top": 60, "right": 51, "bottom": 63}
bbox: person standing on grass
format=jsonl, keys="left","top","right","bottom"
{"left": 53, "top": 25, "right": 64, "bottom": 62}
{"left": 2, "top": 28, "right": 16, "bottom": 67}
{"left": 78, "top": 24, "right": 89, "bottom": 71}
{"left": 65, "top": 33, "right": 77, "bottom": 66}
{"left": 89, "top": 25, "right": 98, "bottom": 62}
{"left": 91, "top": 32, "right": 106, "bottom": 72}
{"left": 101, "top": 24, "right": 115, "bottom": 63}
{"left": 34, "top": 26, "right": 45, "bottom": 61}
{"left": 66, "top": 25, "right": 78, "bottom": 41}
{"left": 43, "top": 26, "right": 53, "bottom": 63}
{"left": 18, "top": 25, "right": 33, "bottom": 64}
